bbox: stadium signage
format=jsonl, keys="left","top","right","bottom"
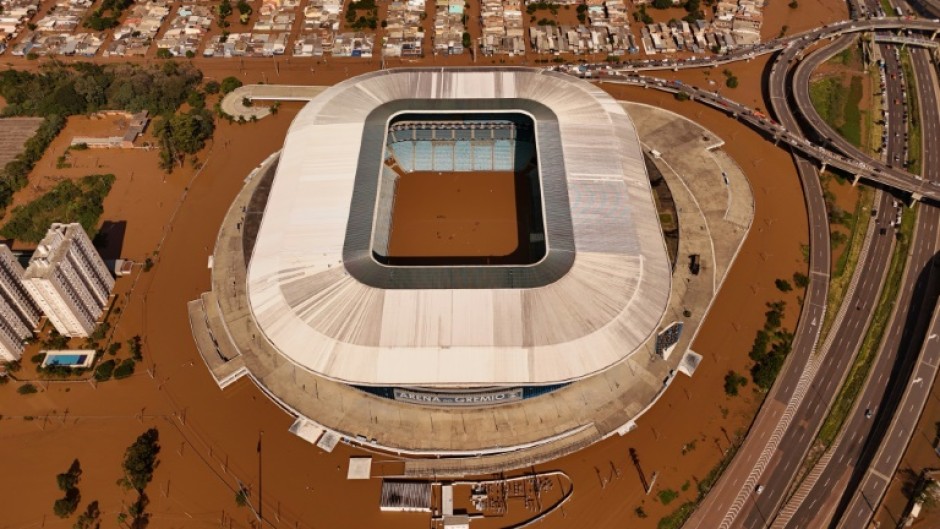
{"left": 393, "top": 388, "right": 524, "bottom": 405}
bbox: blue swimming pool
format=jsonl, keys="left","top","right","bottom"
{"left": 45, "top": 354, "right": 88, "bottom": 366}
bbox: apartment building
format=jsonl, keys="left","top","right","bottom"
{"left": 23, "top": 223, "right": 113, "bottom": 338}
{"left": 0, "top": 245, "right": 41, "bottom": 361}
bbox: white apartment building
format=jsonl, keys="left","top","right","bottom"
{"left": 23, "top": 223, "right": 114, "bottom": 338}
{"left": 0, "top": 244, "right": 41, "bottom": 361}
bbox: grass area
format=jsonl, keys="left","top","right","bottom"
{"left": 810, "top": 76, "right": 843, "bottom": 126}
{"left": 841, "top": 76, "right": 864, "bottom": 147}
{"left": 832, "top": 46, "right": 855, "bottom": 66}
{"left": 900, "top": 49, "right": 923, "bottom": 177}
{"left": 881, "top": 0, "right": 894, "bottom": 15}
{"left": 809, "top": 73, "right": 865, "bottom": 149}
{"left": 656, "top": 432, "right": 744, "bottom": 528}
{"left": 821, "top": 186, "right": 875, "bottom": 339}
{"left": 817, "top": 204, "right": 917, "bottom": 448}
{"left": 0, "top": 173, "right": 115, "bottom": 243}
{"left": 658, "top": 502, "right": 696, "bottom": 529}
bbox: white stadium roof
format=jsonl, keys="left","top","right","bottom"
{"left": 246, "top": 68, "right": 671, "bottom": 386}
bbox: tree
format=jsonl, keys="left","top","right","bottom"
{"left": 53, "top": 489, "right": 81, "bottom": 518}
{"left": 775, "top": 279, "right": 793, "bottom": 292}
{"left": 788, "top": 0, "right": 798, "bottom": 7}
{"left": 155, "top": 48, "right": 172, "bottom": 59}
{"left": 187, "top": 90, "right": 206, "bottom": 109}
{"left": 53, "top": 460, "right": 82, "bottom": 518}
{"left": 127, "top": 336, "right": 143, "bottom": 361}
{"left": 220, "top": 76, "right": 243, "bottom": 95}
{"left": 724, "top": 370, "right": 747, "bottom": 396}
{"left": 94, "top": 359, "right": 116, "bottom": 381}
{"left": 793, "top": 272, "right": 809, "bottom": 288}
{"left": 18, "top": 383, "right": 37, "bottom": 394}
{"left": 235, "top": 488, "right": 249, "bottom": 507}
{"left": 113, "top": 358, "right": 136, "bottom": 380}
{"left": 462, "top": 31, "right": 471, "bottom": 49}
{"left": 73, "top": 501, "right": 101, "bottom": 529}
{"left": 120, "top": 428, "right": 161, "bottom": 492}
{"left": 204, "top": 80, "right": 221, "bottom": 94}
{"left": 726, "top": 75, "right": 739, "bottom": 88}
{"left": 652, "top": 0, "right": 672, "bottom": 8}
{"left": 57, "top": 459, "right": 83, "bottom": 492}
{"left": 217, "top": 0, "right": 233, "bottom": 27}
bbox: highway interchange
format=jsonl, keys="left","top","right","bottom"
{"left": 591, "top": 3, "right": 940, "bottom": 527}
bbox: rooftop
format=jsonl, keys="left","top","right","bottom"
{"left": 246, "top": 68, "right": 671, "bottom": 387}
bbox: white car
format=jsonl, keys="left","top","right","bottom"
{"left": 756, "top": 485, "right": 764, "bottom": 495}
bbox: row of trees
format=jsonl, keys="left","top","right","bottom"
{"left": 749, "top": 300, "right": 793, "bottom": 390}
{"left": 117, "top": 428, "right": 161, "bottom": 528}
{"left": 0, "top": 62, "right": 203, "bottom": 118}
{"left": 54, "top": 429, "right": 159, "bottom": 528}
{"left": 0, "top": 173, "right": 115, "bottom": 243}
{"left": 53, "top": 459, "right": 82, "bottom": 518}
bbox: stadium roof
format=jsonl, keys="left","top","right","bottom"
{"left": 246, "top": 68, "right": 671, "bottom": 386}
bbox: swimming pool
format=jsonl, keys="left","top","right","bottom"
{"left": 40, "top": 350, "right": 96, "bottom": 369}
{"left": 46, "top": 354, "right": 87, "bottom": 366}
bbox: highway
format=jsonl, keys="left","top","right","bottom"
{"left": 676, "top": 12, "right": 939, "bottom": 526}
{"left": 678, "top": 32, "right": 864, "bottom": 529}
{"left": 603, "top": 70, "right": 940, "bottom": 201}
{"left": 769, "top": 11, "right": 918, "bottom": 527}
{"left": 728, "top": 36, "right": 898, "bottom": 529}
{"left": 833, "top": 42, "right": 940, "bottom": 528}
{"left": 585, "top": 17, "right": 940, "bottom": 199}
{"left": 739, "top": 8, "right": 940, "bottom": 528}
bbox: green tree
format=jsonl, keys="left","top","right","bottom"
{"left": 724, "top": 370, "right": 747, "bottom": 396}
{"left": 94, "top": 359, "right": 116, "bottom": 381}
{"left": 73, "top": 501, "right": 101, "bottom": 529}
{"left": 204, "top": 80, "right": 221, "bottom": 94}
{"left": 53, "top": 489, "right": 81, "bottom": 518}
{"left": 775, "top": 279, "right": 793, "bottom": 292}
{"left": 793, "top": 272, "right": 809, "bottom": 288}
{"left": 120, "top": 428, "right": 161, "bottom": 492}
{"left": 18, "top": 383, "right": 37, "bottom": 394}
{"left": 127, "top": 336, "right": 143, "bottom": 361}
{"left": 220, "top": 76, "right": 243, "bottom": 95}
{"left": 113, "top": 358, "right": 136, "bottom": 380}
{"left": 57, "top": 459, "right": 83, "bottom": 492}
{"left": 217, "top": 0, "right": 233, "bottom": 27}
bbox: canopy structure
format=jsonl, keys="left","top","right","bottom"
{"left": 246, "top": 68, "right": 671, "bottom": 386}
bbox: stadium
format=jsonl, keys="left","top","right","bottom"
{"left": 192, "top": 68, "right": 687, "bottom": 468}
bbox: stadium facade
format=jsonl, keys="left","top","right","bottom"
{"left": 192, "top": 68, "right": 679, "bottom": 463}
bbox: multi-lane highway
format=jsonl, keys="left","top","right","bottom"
{"left": 695, "top": 35, "right": 899, "bottom": 529}
{"left": 770, "top": 13, "right": 922, "bottom": 528}
{"left": 832, "top": 39, "right": 940, "bottom": 528}
{"left": 653, "top": 10, "right": 940, "bottom": 528}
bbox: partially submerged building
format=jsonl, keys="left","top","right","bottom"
{"left": 23, "top": 223, "right": 113, "bottom": 337}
